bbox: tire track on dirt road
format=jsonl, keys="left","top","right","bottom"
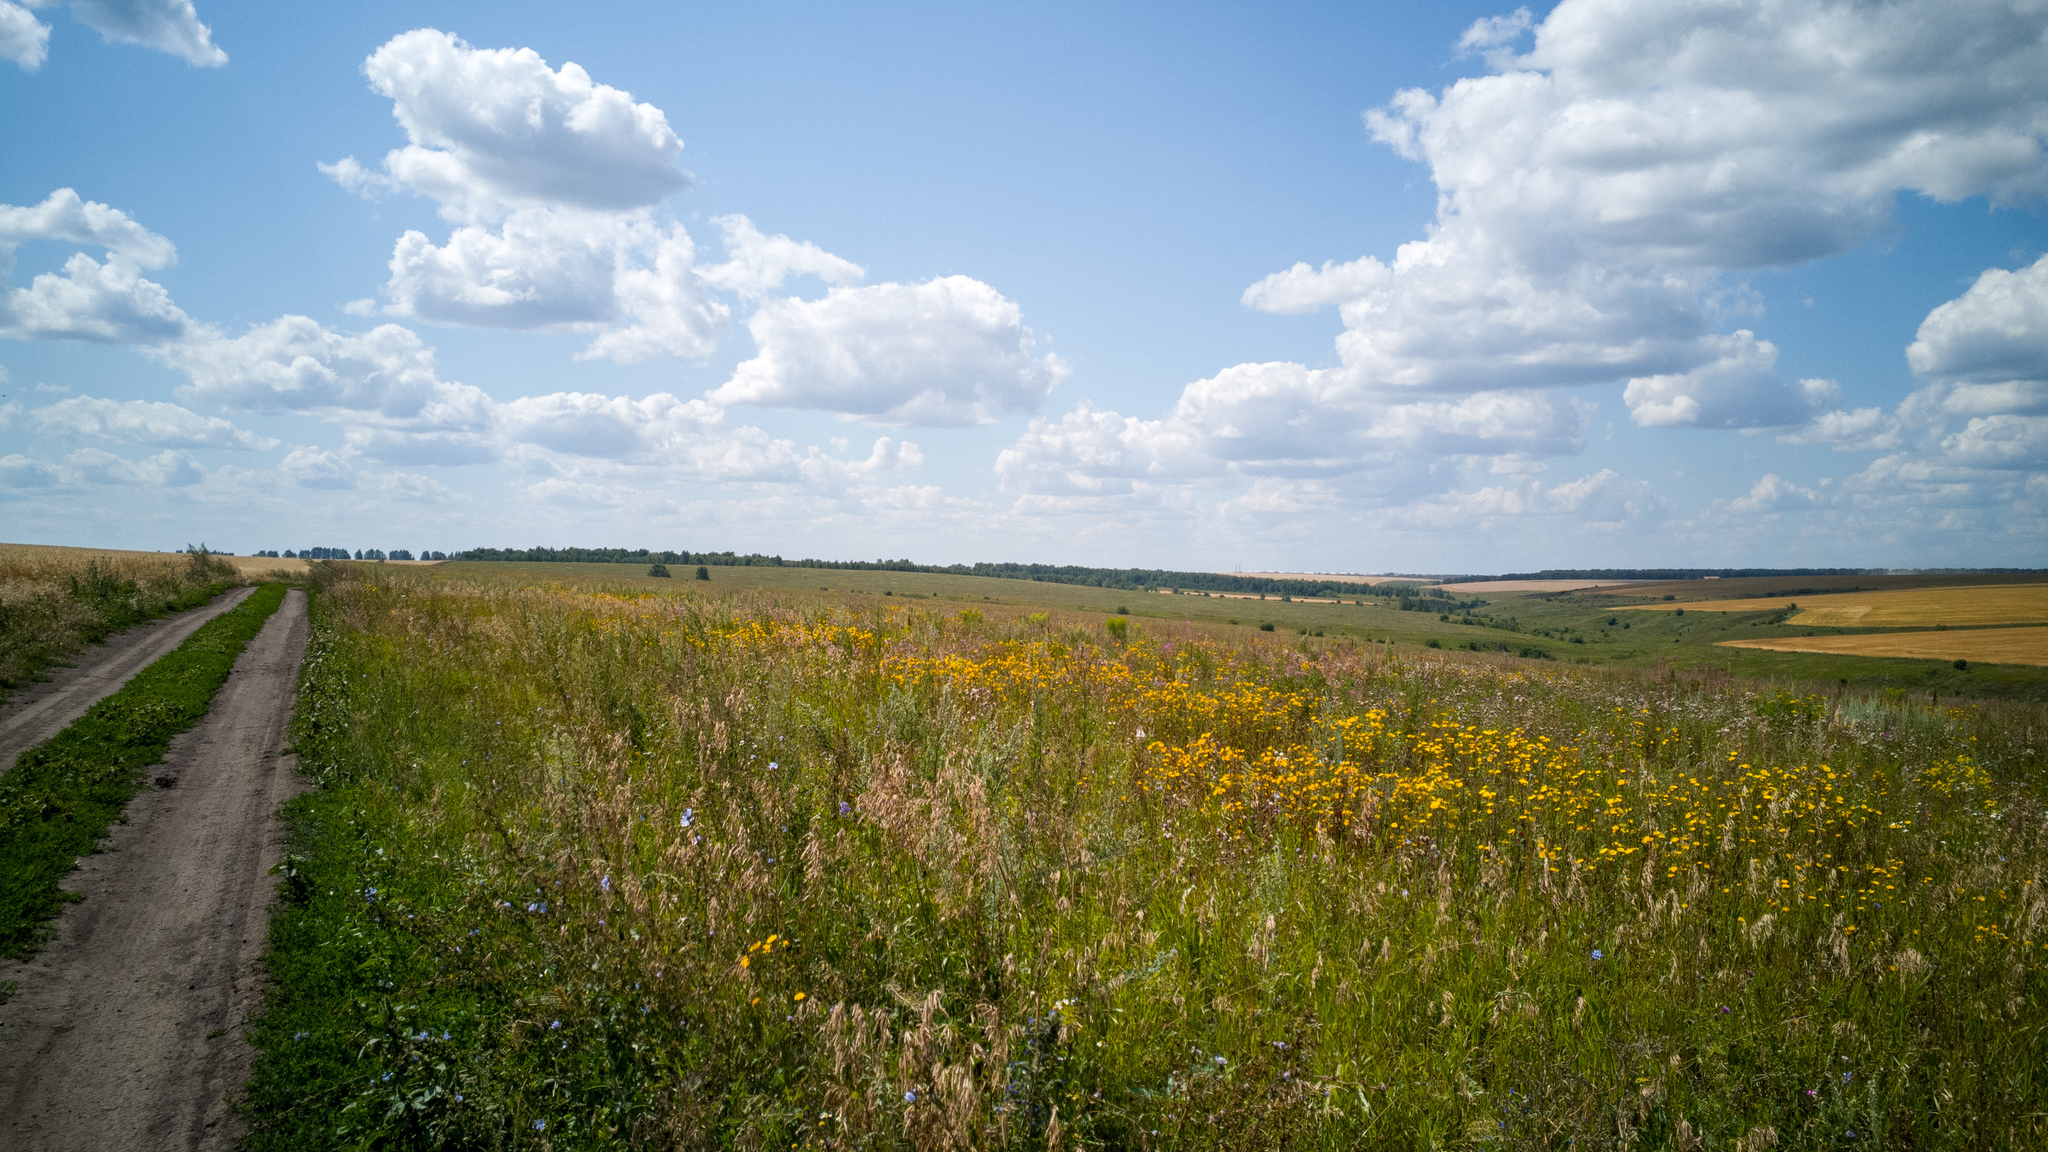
{"left": 0, "top": 587, "right": 309, "bottom": 1151}
{"left": 0, "top": 586, "right": 257, "bottom": 776}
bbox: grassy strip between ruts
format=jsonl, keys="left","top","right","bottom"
{"left": 0, "top": 582, "right": 288, "bottom": 964}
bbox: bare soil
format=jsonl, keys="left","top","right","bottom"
{"left": 0, "top": 586, "right": 256, "bottom": 774}
{"left": 0, "top": 588, "right": 309, "bottom": 1150}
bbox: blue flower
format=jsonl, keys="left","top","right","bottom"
{"left": 600, "top": 875, "right": 611, "bottom": 892}
{"left": 1591, "top": 950, "right": 1605, "bottom": 960}
{"left": 680, "top": 807, "right": 694, "bottom": 828}
{"left": 904, "top": 1091, "right": 917, "bottom": 1103}
{"left": 550, "top": 1020, "right": 561, "bottom": 1030}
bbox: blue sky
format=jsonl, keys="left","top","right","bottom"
{"left": 2, "top": 0, "right": 2045, "bottom": 572}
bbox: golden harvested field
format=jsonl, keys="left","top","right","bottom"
{"left": 0, "top": 542, "right": 307, "bottom": 578}
{"left": 1719, "top": 626, "right": 2048, "bottom": 666}
{"left": 1623, "top": 583, "right": 2048, "bottom": 626}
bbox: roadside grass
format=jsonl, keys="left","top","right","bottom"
{"left": 248, "top": 566, "right": 2046, "bottom": 1148}
{"left": 0, "top": 582, "right": 288, "bottom": 964}
{"left": 0, "top": 544, "right": 244, "bottom": 700}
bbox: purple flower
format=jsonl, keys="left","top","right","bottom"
{"left": 839, "top": 801, "right": 853, "bottom": 817}
{"left": 600, "top": 875, "right": 611, "bottom": 893}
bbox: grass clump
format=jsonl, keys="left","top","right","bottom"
{"left": 0, "top": 582, "right": 287, "bottom": 961}
{"left": 0, "top": 546, "right": 239, "bottom": 699}
{"left": 248, "top": 567, "right": 2047, "bottom": 1148}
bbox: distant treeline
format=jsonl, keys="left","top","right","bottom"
{"left": 453, "top": 547, "right": 1443, "bottom": 601}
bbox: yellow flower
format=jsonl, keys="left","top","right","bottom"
{"left": 794, "top": 992, "right": 806, "bottom": 1001}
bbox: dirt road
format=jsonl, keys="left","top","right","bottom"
{"left": 0, "top": 587, "right": 309, "bottom": 1151}
{"left": 0, "top": 586, "right": 256, "bottom": 775}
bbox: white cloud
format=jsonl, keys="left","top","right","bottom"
{"left": 1622, "top": 332, "right": 1834, "bottom": 428}
{"left": 1721, "top": 473, "right": 1818, "bottom": 514}
{"left": 369, "top": 470, "right": 452, "bottom": 502}
{"left": 65, "top": 445, "right": 201, "bottom": 486}
{"left": 380, "top": 209, "right": 730, "bottom": 362}
{"left": 1000, "top": 362, "right": 1590, "bottom": 495}
{"left": 713, "top": 276, "right": 1068, "bottom": 426}
{"left": 279, "top": 446, "right": 353, "bottom": 489}
{"left": 55, "top": 0, "right": 225, "bottom": 67}
{"left": 1218, "top": 0, "right": 2048, "bottom": 450}
{"left": 0, "top": 2, "right": 48, "bottom": 71}
{"left": 1776, "top": 407, "right": 1902, "bottom": 451}
{"left": 1907, "top": 254, "right": 2048, "bottom": 387}
{"left": 166, "top": 316, "right": 481, "bottom": 418}
{"left": 30, "top": 394, "right": 275, "bottom": 449}
{"left": 0, "top": 191, "right": 188, "bottom": 344}
{"left": 699, "top": 214, "right": 864, "bottom": 301}
{"left": 343, "top": 29, "right": 686, "bottom": 218}
{"left": 0, "top": 251, "right": 193, "bottom": 343}
{"left": 1941, "top": 415, "right": 2048, "bottom": 470}
{"left": 0, "top": 452, "right": 64, "bottom": 487}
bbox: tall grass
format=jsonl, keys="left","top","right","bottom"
{"left": 0, "top": 545, "right": 238, "bottom": 696}
{"left": 249, "top": 567, "right": 2047, "bottom": 1149}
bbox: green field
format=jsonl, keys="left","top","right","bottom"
{"left": 418, "top": 561, "right": 2048, "bottom": 701}
{"left": 244, "top": 563, "right": 2048, "bottom": 1149}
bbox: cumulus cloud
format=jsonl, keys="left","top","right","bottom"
{"left": 327, "top": 32, "right": 883, "bottom": 370}
{"left": 714, "top": 276, "right": 1068, "bottom": 426}
{"left": 0, "top": 190, "right": 188, "bottom": 343}
{"left": 58, "top": 0, "right": 226, "bottom": 67}
{"left": 380, "top": 209, "right": 729, "bottom": 360}
{"left": 0, "top": 3, "right": 48, "bottom": 71}
{"left": 699, "top": 215, "right": 864, "bottom": 301}
{"left": 344, "top": 29, "right": 685, "bottom": 217}
{"left": 1907, "top": 254, "right": 2048, "bottom": 389}
{"left": 279, "top": 446, "right": 353, "bottom": 489}
{"left": 30, "top": 395, "right": 275, "bottom": 449}
{"left": 0, "top": 251, "right": 193, "bottom": 343}
{"left": 66, "top": 445, "right": 201, "bottom": 486}
{"left": 1249, "top": 0, "right": 2048, "bottom": 417}
{"left": 1000, "top": 360, "right": 1590, "bottom": 496}
{"left": 2, "top": 0, "right": 221, "bottom": 70}
{"left": 1776, "top": 407, "right": 1903, "bottom": 452}
{"left": 1622, "top": 332, "right": 1835, "bottom": 428}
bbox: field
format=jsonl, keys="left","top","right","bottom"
{"left": 246, "top": 562, "right": 2048, "bottom": 1149}
{"left": 0, "top": 541, "right": 309, "bottom": 579}
{"left": 1620, "top": 585, "right": 2048, "bottom": 628}
{"left": 0, "top": 542, "right": 247, "bottom": 697}
{"left": 1721, "top": 627, "right": 2048, "bottom": 667}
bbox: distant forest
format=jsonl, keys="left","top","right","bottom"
{"left": 453, "top": 547, "right": 1445, "bottom": 602}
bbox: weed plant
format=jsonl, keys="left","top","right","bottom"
{"left": 0, "top": 582, "right": 287, "bottom": 961}
{"left": 0, "top": 546, "right": 239, "bottom": 697}
{"left": 249, "top": 568, "right": 2046, "bottom": 1149}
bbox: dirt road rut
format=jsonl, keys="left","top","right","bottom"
{"left": 0, "top": 586, "right": 257, "bottom": 775}
{"left": 0, "top": 587, "right": 309, "bottom": 1151}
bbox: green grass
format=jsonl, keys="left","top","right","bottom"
{"left": 0, "top": 550, "right": 241, "bottom": 701}
{"left": 0, "top": 582, "right": 288, "bottom": 963}
{"left": 416, "top": 561, "right": 2048, "bottom": 701}
{"left": 247, "top": 567, "right": 2047, "bottom": 1149}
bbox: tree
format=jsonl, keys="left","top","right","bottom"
{"left": 695, "top": 566, "right": 710, "bottom": 581}
{"left": 649, "top": 564, "right": 671, "bottom": 578}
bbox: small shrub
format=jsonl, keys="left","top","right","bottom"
{"left": 694, "top": 566, "right": 710, "bottom": 581}
{"left": 1116, "top": 605, "right": 1129, "bottom": 614}
{"left": 1259, "top": 623, "right": 1275, "bottom": 632}
{"left": 958, "top": 609, "right": 983, "bottom": 626}
{"left": 1425, "top": 638, "right": 1441, "bottom": 648}
{"left": 1954, "top": 659, "right": 1969, "bottom": 671}
{"left": 1104, "top": 616, "right": 1128, "bottom": 641}
{"left": 647, "top": 564, "right": 671, "bottom": 578}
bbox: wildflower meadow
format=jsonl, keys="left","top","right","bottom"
{"left": 247, "top": 565, "right": 2047, "bottom": 1149}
